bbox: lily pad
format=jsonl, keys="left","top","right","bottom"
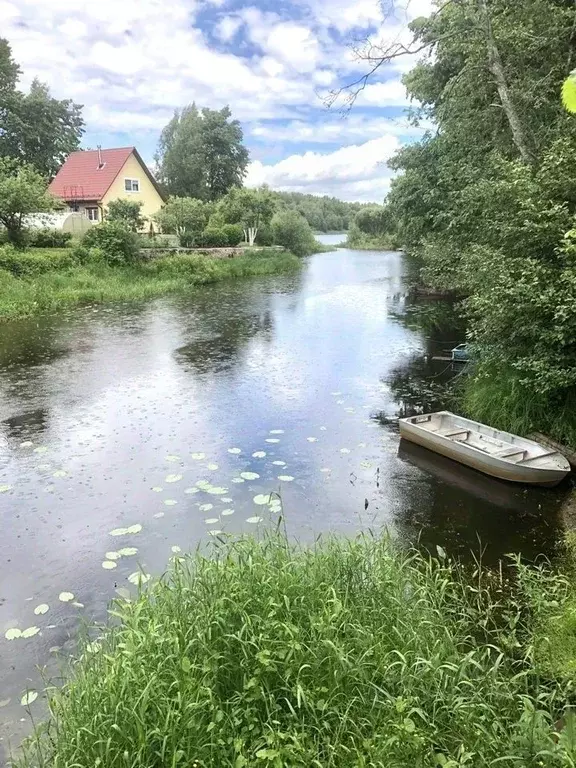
{"left": 20, "top": 441, "right": 33, "bottom": 447}
{"left": 252, "top": 451, "right": 266, "bottom": 458}
{"left": 5, "top": 628, "right": 21, "bottom": 640}
{"left": 33, "top": 446, "right": 48, "bottom": 454}
{"left": 184, "top": 487, "right": 199, "bottom": 494}
{"left": 21, "top": 626, "right": 40, "bottom": 638}
{"left": 241, "top": 472, "right": 260, "bottom": 481}
{"left": 340, "top": 448, "right": 351, "bottom": 454}
{"left": 221, "top": 509, "right": 234, "bottom": 516}
{"left": 118, "top": 547, "right": 138, "bottom": 557}
{"left": 164, "top": 500, "right": 177, "bottom": 507}
{"left": 0, "top": 484, "right": 12, "bottom": 493}
{"left": 165, "top": 455, "right": 180, "bottom": 463}
{"left": 196, "top": 480, "right": 212, "bottom": 489}
{"left": 59, "top": 592, "right": 74, "bottom": 602}
{"left": 171, "top": 545, "right": 182, "bottom": 553}
{"left": 165, "top": 474, "right": 183, "bottom": 483}
{"left": 153, "top": 512, "right": 165, "bottom": 518}
{"left": 272, "top": 460, "right": 286, "bottom": 466}
{"left": 231, "top": 477, "right": 245, "bottom": 483}
{"left": 115, "top": 587, "right": 132, "bottom": 600}
{"left": 208, "top": 529, "right": 223, "bottom": 536}
{"left": 265, "top": 439, "right": 280, "bottom": 444}
{"left": 102, "top": 561, "right": 117, "bottom": 570}
{"left": 207, "top": 463, "right": 219, "bottom": 471}
{"left": 253, "top": 494, "right": 270, "bottom": 505}
{"left": 269, "top": 429, "right": 284, "bottom": 434}
{"left": 206, "top": 486, "right": 228, "bottom": 495}
{"left": 52, "top": 470, "right": 67, "bottom": 478}
{"left": 20, "top": 691, "right": 38, "bottom": 706}
{"left": 199, "top": 503, "right": 213, "bottom": 512}
{"left": 221, "top": 497, "right": 233, "bottom": 503}
{"left": 128, "top": 572, "right": 151, "bottom": 586}
{"left": 204, "top": 517, "right": 219, "bottom": 524}
{"left": 34, "top": 604, "right": 49, "bottom": 615}
{"left": 246, "top": 516, "right": 263, "bottom": 524}
{"left": 109, "top": 527, "right": 128, "bottom": 536}
{"left": 307, "top": 437, "right": 318, "bottom": 442}
{"left": 126, "top": 524, "right": 143, "bottom": 533}
{"left": 228, "top": 448, "right": 242, "bottom": 454}
{"left": 191, "top": 453, "right": 206, "bottom": 460}
{"left": 105, "top": 551, "right": 121, "bottom": 560}
{"left": 152, "top": 487, "right": 163, "bottom": 493}
{"left": 278, "top": 475, "right": 294, "bottom": 482}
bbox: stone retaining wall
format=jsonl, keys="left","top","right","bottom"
{"left": 139, "top": 247, "right": 245, "bottom": 260}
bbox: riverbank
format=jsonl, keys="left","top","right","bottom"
{"left": 0, "top": 248, "right": 300, "bottom": 320}
{"left": 16, "top": 534, "right": 576, "bottom": 767}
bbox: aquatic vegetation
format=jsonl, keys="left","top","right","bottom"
{"left": 0, "top": 484, "right": 12, "bottom": 493}
{"left": 221, "top": 509, "right": 234, "bottom": 516}
{"left": 164, "top": 474, "right": 182, "bottom": 483}
{"left": 272, "top": 460, "right": 286, "bottom": 466}
{"left": 277, "top": 475, "right": 294, "bottom": 482}
{"left": 191, "top": 453, "right": 205, "bottom": 460}
{"left": 253, "top": 494, "right": 270, "bottom": 505}
{"left": 240, "top": 472, "right": 259, "bottom": 480}
{"left": 227, "top": 448, "right": 242, "bottom": 454}
{"left": 58, "top": 592, "right": 74, "bottom": 602}
{"left": 33, "top": 604, "right": 49, "bottom": 615}
{"left": 20, "top": 691, "right": 37, "bottom": 707}
{"left": 21, "top": 627, "right": 40, "bottom": 638}
{"left": 5, "top": 628, "right": 21, "bottom": 640}
{"left": 171, "top": 546, "right": 181, "bottom": 553}
{"left": 102, "top": 561, "right": 117, "bottom": 570}
{"left": 18, "top": 535, "right": 576, "bottom": 767}
{"left": 118, "top": 548, "right": 138, "bottom": 557}
{"left": 339, "top": 448, "right": 351, "bottom": 454}
{"left": 252, "top": 451, "right": 266, "bottom": 458}
{"left": 163, "top": 499, "right": 177, "bottom": 506}
{"left": 269, "top": 429, "right": 284, "bottom": 434}
{"left": 245, "top": 516, "right": 263, "bottom": 524}
{"left": 151, "top": 486, "right": 163, "bottom": 492}
{"left": 127, "top": 572, "right": 151, "bottom": 586}
{"left": 265, "top": 438, "right": 279, "bottom": 443}
{"left": 105, "top": 551, "right": 121, "bottom": 560}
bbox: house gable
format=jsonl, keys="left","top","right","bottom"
{"left": 101, "top": 150, "right": 165, "bottom": 224}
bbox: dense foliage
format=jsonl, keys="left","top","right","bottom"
{"left": 348, "top": 205, "right": 399, "bottom": 249}
{"left": 274, "top": 191, "right": 364, "bottom": 232}
{"left": 106, "top": 199, "right": 145, "bottom": 232}
{"left": 0, "top": 158, "right": 59, "bottom": 246}
{"left": 271, "top": 209, "right": 319, "bottom": 256}
{"left": 0, "top": 39, "right": 84, "bottom": 177}
{"left": 27, "top": 228, "right": 72, "bottom": 248}
{"left": 156, "top": 104, "right": 249, "bottom": 201}
{"left": 367, "top": 0, "right": 576, "bottom": 444}
{"left": 17, "top": 534, "right": 576, "bottom": 767}
{"left": 83, "top": 222, "right": 140, "bottom": 266}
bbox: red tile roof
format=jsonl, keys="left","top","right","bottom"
{"left": 49, "top": 147, "right": 137, "bottom": 201}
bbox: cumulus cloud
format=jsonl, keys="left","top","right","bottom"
{"left": 246, "top": 135, "right": 400, "bottom": 202}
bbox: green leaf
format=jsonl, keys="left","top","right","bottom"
{"left": 181, "top": 656, "right": 191, "bottom": 673}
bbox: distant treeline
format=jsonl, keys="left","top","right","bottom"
{"left": 273, "top": 191, "right": 367, "bottom": 233}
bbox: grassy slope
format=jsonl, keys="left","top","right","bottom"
{"left": 0, "top": 249, "right": 300, "bottom": 320}
{"left": 17, "top": 535, "right": 576, "bottom": 767}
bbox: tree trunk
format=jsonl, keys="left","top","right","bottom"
{"left": 478, "top": 0, "right": 537, "bottom": 166}
{"left": 247, "top": 227, "right": 257, "bottom": 246}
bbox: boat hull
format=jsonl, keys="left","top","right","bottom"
{"left": 399, "top": 419, "right": 568, "bottom": 487}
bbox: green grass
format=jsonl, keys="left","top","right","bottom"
{"left": 0, "top": 249, "right": 300, "bottom": 320}
{"left": 462, "top": 367, "right": 576, "bottom": 449}
{"left": 17, "top": 535, "right": 576, "bottom": 767}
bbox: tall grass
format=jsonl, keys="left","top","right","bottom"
{"left": 463, "top": 367, "right": 576, "bottom": 448}
{"left": 0, "top": 251, "right": 300, "bottom": 321}
{"left": 17, "top": 535, "right": 576, "bottom": 767}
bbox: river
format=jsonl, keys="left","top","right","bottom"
{"left": 0, "top": 236, "right": 570, "bottom": 756}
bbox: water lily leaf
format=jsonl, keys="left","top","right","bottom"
{"left": 0, "top": 484, "right": 12, "bottom": 493}
{"left": 204, "top": 517, "right": 219, "bottom": 524}
{"left": 228, "top": 448, "right": 242, "bottom": 454}
{"left": 269, "top": 429, "right": 284, "bottom": 434}
{"left": 153, "top": 512, "right": 165, "bottom": 518}
{"left": 206, "top": 486, "right": 227, "bottom": 495}
{"left": 207, "top": 463, "right": 219, "bottom": 471}
{"left": 127, "top": 572, "right": 151, "bottom": 586}
{"left": 199, "top": 503, "right": 214, "bottom": 512}
{"left": 181, "top": 656, "right": 191, "bottom": 673}
{"left": 5, "top": 628, "right": 21, "bottom": 640}
{"left": 221, "top": 509, "right": 234, "bottom": 516}
{"left": 272, "top": 461, "right": 286, "bottom": 466}
{"left": 165, "top": 474, "right": 183, "bottom": 483}
{"left": 171, "top": 545, "right": 182, "bottom": 553}
{"left": 20, "top": 691, "right": 38, "bottom": 706}
{"left": 241, "top": 472, "right": 260, "bottom": 481}
{"left": 277, "top": 475, "right": 294, "bottom": 482}
{"left": 165, "top": 455, "right": 180, "bottom": 463}
{"left": 21, "top": 626, "right": 40, "bottom": 638}
{"left": 58, "top": 592, "right": 74, "bottom": 602}
{"left": 164, "top": 500, "right": 177, "bottom": 506}
{"left": 252, "top": 451, "right": 266, "bottom": 458}
{"left": 231, "top": 477, "right": 245, "bottom": 483}
{"left": 151, "top": 487, "right": 163, "bottom": 493}
{"left": 307, "top": 437, "right": 318, "bottom": 442}
{"left": 20, "top": 441, "right": 33, "bottom": 447}
{"left": 184, "top": 487, "right": 199, "bottom": 494}
{"left": 126, "top": 524, "right": 143, "bottom": 533}
{"left": 221, "top": 497, "right": 233, "bottom": 503}
{"left": 208, "top": 529, "right": 223, "bottom": 536}
{"left": 246, "top": 516, "right": 262, "bottom": 524}
{"left": 118, "top": 547, "right": 138, "bottom": 557}
{"left": 109, "top": 527, "right": 128, "bottom": 536}
{"left": 340, "top": 448, "right": 351, "bottom": 454}
{"left": 196, "top": 480, "right": 211, "bottom": 489}
{"left": 33, "top": 446, "right": 48, "bottom": 454}
{"left": 106, "top": 551, "right": 121, "bottom": 560}
{"left": 191, "top": 453, "right": 205, "bottom": 460}
{"left": 52, "top": 470, "right": 67, "bottom": 478}
{"left": 102, "top": 561, "right": 117, "bottom": 570}
{"left": 0, "top": 698, "right": 10, "bottom": 707}
{"left": 265, "top": 439, "right": 280, "bottom": 444}
{"left": 253, "top": 494, "right": 270, "bottom": 505}
{"left": 34, "top": 603, "right": 49, "bottom": 615}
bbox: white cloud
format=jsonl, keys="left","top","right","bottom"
{"left": 246, "top": 135, "right": 399, "bottom": 201}
{"left": 215, "top": 15, "right": 242, "bottom": 42}
{"left": 355, "top": 79, "right": 409, "bottom": 106}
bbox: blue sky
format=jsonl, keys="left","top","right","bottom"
{"left": 1, "top": 0, "right": 432, "bottom": 201}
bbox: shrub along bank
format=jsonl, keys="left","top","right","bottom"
{"left": 0, "top": 242, "right": 300, "bottom": 320}
{"left": 16, "top": 534, "right": 576, "bottom": 767}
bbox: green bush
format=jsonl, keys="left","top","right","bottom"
{"left": 271, "top": 209, "right": 318, "bottom": 256}
{"left": 196, "top": 228, "right": 229, "bottom": 248}
{"left": 221, "top": 223, "right": 243, "bottom": 246}
{"left": 178, "top": 231, "right": 197, "bottom": 248}
{"left": 82, "top": 222, "right": 140, "bottom": 265}
{"left": 0, "top": 244, "right": 77, "bottom": 276}
{"left": 70, "top": 244, "right": 92, "bottom": 265}
{"left": 28, "top": 228, "right": 73, "bottom": 248}
{"left": 255, "top": 224, "right": 273, "bottom": 246}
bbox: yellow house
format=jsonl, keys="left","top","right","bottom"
{"left": 49, "top": 147, "right": 166, "bottom": 230}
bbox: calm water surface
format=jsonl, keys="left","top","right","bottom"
{"left": 0, "top": 238, "right": 570, "bottom": 755}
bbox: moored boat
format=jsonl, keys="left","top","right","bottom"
{"left": 399, "top": 411, "right": 571, "bottom": 487}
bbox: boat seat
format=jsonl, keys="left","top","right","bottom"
{"left": 516, "top": 450, "right": 557, "bottom": 465}
{"left": 442, "top": 429, "right": 470, "bottom": 439}
{"left": 496, "top": 448, "right": 527, "bottom": 460}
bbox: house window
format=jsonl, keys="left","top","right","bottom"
{"left": 86, "top": 207, "right": 99, "bottom": 221}
{"left": 124, "top": 178, "right": 140, "bottom": 192}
